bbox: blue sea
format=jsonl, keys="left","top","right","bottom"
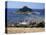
{"left": 7, "top": 8, "right": 45, "bottom": 24}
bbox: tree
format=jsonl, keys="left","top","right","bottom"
{"left": 36, "top": 21, "right": 45, "bottom": 28}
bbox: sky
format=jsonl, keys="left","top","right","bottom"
{"left": 7, "top": 1, "right": 45, "bottom": 9}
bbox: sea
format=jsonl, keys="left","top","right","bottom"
{"left": 6, "top": 8, "right": 45, "bottom": 24}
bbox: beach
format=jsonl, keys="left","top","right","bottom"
{"left": 7, "top": 27, "right": 45, "bottom": 34}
